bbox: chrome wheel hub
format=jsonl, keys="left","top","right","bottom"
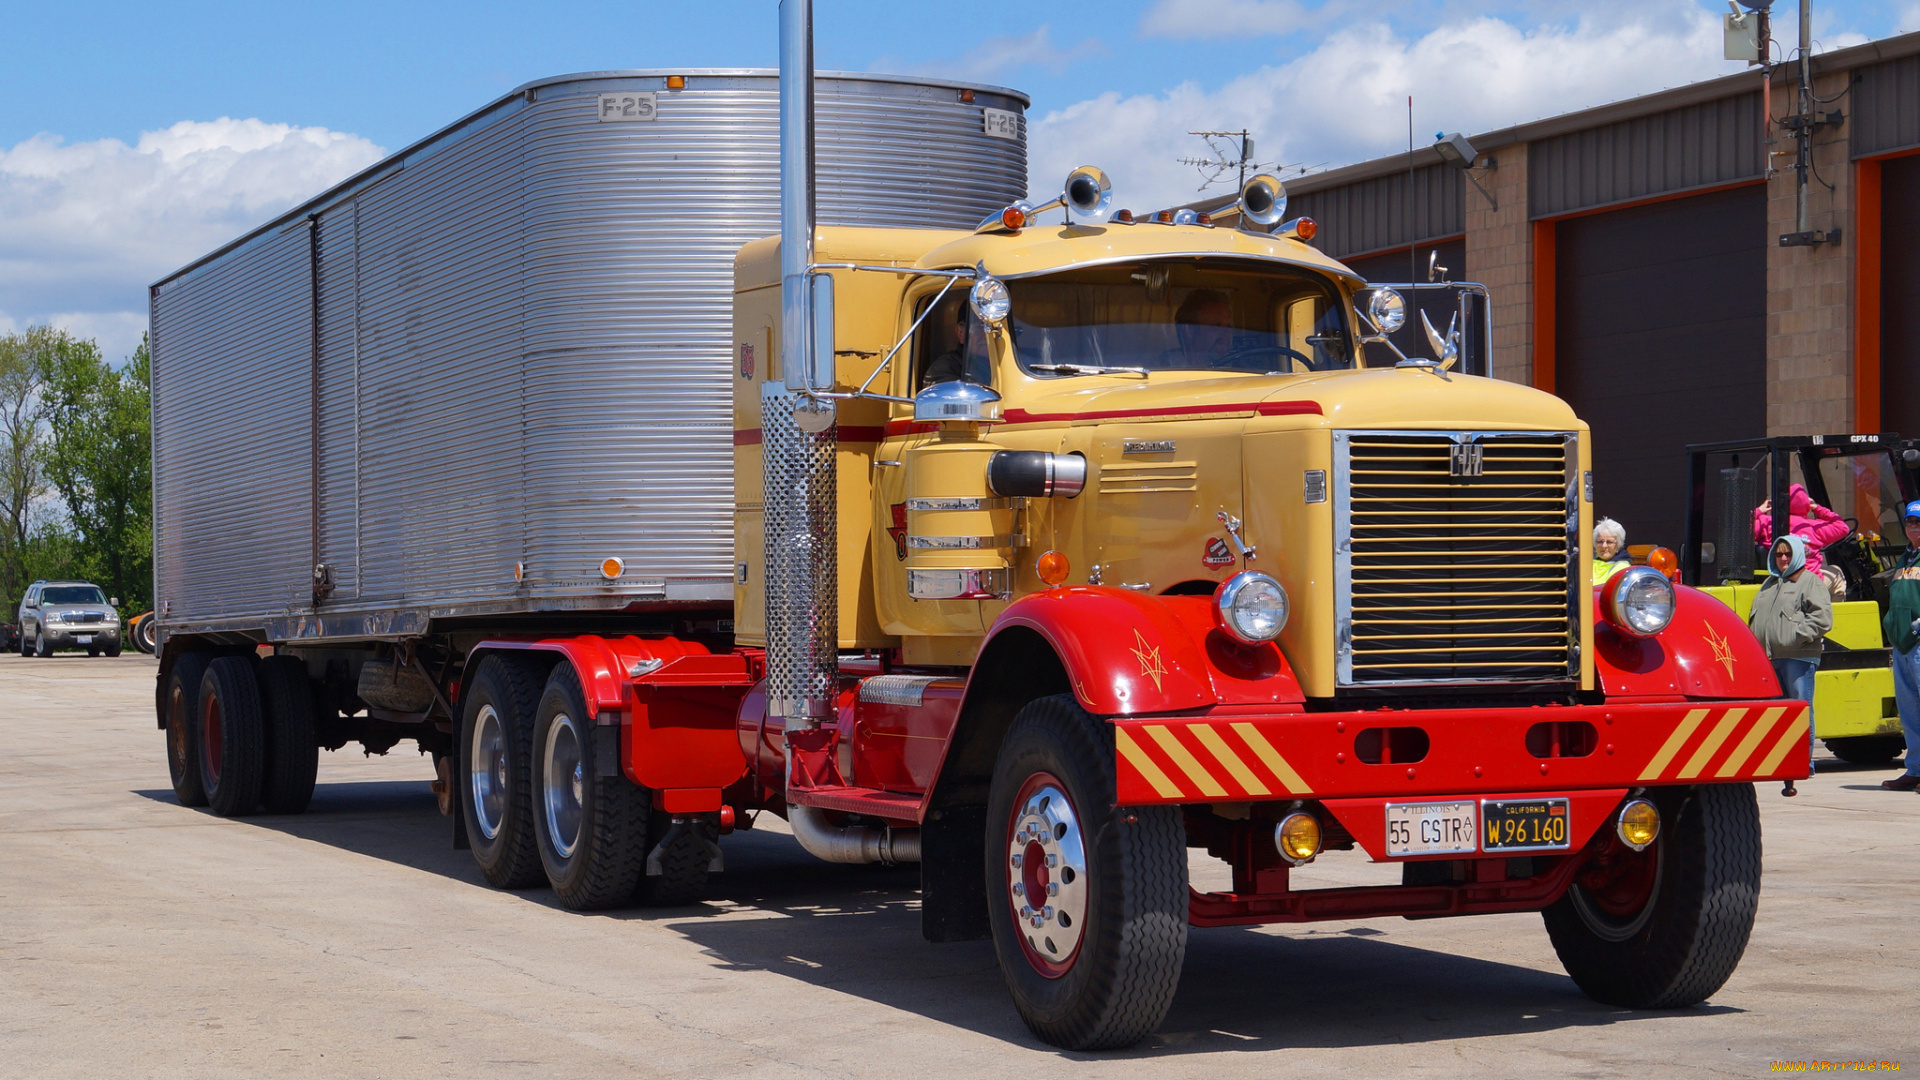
{"left": 542, "top": 711, "right": 584, "bottom": 859}
{"left": 1006, "top": 780, "right": 1089, "bottom": 972}
{"left": 469, "top": 704, "right": 508, "bottom": 841}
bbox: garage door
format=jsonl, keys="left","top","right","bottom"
{"left": 1883, "top": 155, "right": 1920, "bottom": 437}
{"left": 1553, "top": 185, "right": 1767, "bottom": 550}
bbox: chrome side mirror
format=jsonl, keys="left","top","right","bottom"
{"left": 913, "top": 380, "right": 1002, "bottom": 424}
{"left": 110, "top": 597, "right": 120, "bottom": 607}
{"left": 1363, "top": 288, "right": 1406, "bottom": 334}
{"left": 970, "top": 274, "right": 1010, "bottom": 329}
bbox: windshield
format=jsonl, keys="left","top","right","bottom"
{"left": 43, "top": 586, "right": 106, "bottom": 605}
{"left": 1004, "top": 259, "right": 1351, "bottom": 377}
{"left": 1816, "top": 452, "right": 1911, "bottom": 556}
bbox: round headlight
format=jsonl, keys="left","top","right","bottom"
{"left": 1215, "top": 571, "right": 1288, "bottom": 644}
{"left": 969, "top": 276, "right": 1011, "bottom": 326}
{"left": 1604, "top": 565, "right": 1676, "bottom": 638}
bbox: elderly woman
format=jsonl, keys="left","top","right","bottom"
{"left": 1590, "top": 518, "right": 1630, "bottom": 586}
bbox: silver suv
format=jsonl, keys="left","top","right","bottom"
{"left": 17, "top": 581, "right": 122, "bottom": 657}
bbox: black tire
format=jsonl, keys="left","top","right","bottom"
{"left": 163, "top": 653, "right": 213, "bottom": 807}
{"left": 104, "top": 639, "right": 122, "bottom": 658}
{"left": 1823, "top": 736, "right": 1905, "bottom": 766}
{"left": 532, "top": 665, "right": 649, "bottom": 909}
{"left": 634, "top": 808, "right": 713, "bottom": 907}
{"left": 256, "top": 656, "right": 320, "bottom": 815}
{"left": 197, "top": 656, "right": 266, "bottom": 816}
{"left": 985, "top": 694, "right": 1187, "bottom": 1050}
{"left": 460, "top": 655, "right": 545, "bottom": 889}
{"left": 1543, "top": 784, "right": 1760, "bottom": 1008}
{"left": 87, "top": 645, "right": 100, "bottom": 658}
{"left": 133, "top": 615, "right": 157, "bottom": 654}
{"left": 35, "top": 631, "right": 50, "bottom": 657}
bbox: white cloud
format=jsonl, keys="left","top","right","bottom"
{"left": 876, "top": 26, "right": 1105, "bottom": 82}
{"left": 0, "top": 118, "right": 383, "bottom": 364}
{"left": 1141, "top": 0, "right": 1360, "bottom": 39}
{"left": 1030, "top": 7, "right": 1744, "bottom": 209}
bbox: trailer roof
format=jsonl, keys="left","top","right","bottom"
{"left": 151, "top": 69, "right": 1030, "bottom": 292}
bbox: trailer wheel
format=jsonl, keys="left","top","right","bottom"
{"left": 257, "top": 656, "right": 319, "bottom": 815}
{"left": 986, "top": 694, "right": 1187, "bottom": 1050}
{"left": 1543, "top": 783, "right": 1760, "bottom": 1008}
{"left": 164, "top": 652, "right": 213, "bottom": 807}
{"left": 197, "top": 656, "right": 265, "bottom": 816}
{"left": 1824, "top": 736, "right": 1904, "bottom": 766}
{"left": 531, "top": 664, "right": 649, "bottom": 909}
{"left": 460, "top": 655, "right": 545, "bottom": 889}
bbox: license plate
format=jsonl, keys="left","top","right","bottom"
{"left": 1481, "top": 798, "right": 1572, "bottom": 852}
{"left": 1385, "top": 801, "right": 1478, "bottom": 856}
{"left": 75, "top": 635, "right": 93, "bottom": 644}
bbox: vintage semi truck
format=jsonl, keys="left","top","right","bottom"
{"left": 149, "top": 2, "right": 1808, "bottom": 1050}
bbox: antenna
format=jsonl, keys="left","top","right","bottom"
{"left": 1178, "top": 130, "right": 1294, "bottom": 193}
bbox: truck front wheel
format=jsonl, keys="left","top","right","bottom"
{"left": 532, "top": 665, "right": 649, "bottom": 909}
{"left": 986, "top": 694, "right": 1187, "bottom": 1050}
{"left": 460, "top": 656, "right": 545, "bottom": 889}
{"left": 1543, "top": 783, "right": 1760, "bottom": 1007}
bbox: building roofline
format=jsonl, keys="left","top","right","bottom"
{"left": 1280, "top": 27, "right": 1920, "bottom": 197}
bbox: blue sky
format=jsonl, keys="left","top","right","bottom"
{"left": 3, "top": 0, "right": 1916, "bottom": 361}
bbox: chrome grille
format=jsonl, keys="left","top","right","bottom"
{"left": 1334, "top": 431, "right": 1578, "bottom": 686}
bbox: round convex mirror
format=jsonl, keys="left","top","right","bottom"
{"left": 1367, "top": 288, "right": 1407, "bottom": 334}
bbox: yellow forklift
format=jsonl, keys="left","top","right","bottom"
{"left": 1680, "top": 433, "right": 1920, "bottom": 764}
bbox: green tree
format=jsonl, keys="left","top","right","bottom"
{"left": 0, "top": 329, "right": 50, "bottom": 609}
{"left": 34, "top": 331, "right": 153, "bottom": 613}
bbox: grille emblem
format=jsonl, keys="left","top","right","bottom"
{"left": 1448, "top": 443, "right": 1483, "bottom": 477}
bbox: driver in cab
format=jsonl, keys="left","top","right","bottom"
{"left": 1172, "top": 289, "right": 1236, "bottom": 368}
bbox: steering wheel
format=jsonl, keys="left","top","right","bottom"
{"left": 1212, "top": 343, "right": 1316, "bottom": 373}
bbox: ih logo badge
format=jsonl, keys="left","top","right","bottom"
{"left": 1449, "top": 442, "right": 1484, "bottom": 478}
{"left": 887, "top": 503, "right": 909, "bottom": 560}
{"left": 1202, "top": 537, "right": 1235, "bottom": 570}
{"left": 739, "top": 344, "right": 754, "bottom": 380}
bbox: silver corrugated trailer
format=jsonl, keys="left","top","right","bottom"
{"left": 150, "top": 69, "right": 1028, "bottom": 643}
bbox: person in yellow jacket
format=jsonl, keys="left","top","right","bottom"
{"left": 1590, "top": 518, "right": 1630, "bottom": 586}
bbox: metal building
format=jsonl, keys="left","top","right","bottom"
{"left": 149, "top": 70, "right": 1029, "bottom": 641}
{"left": 1261, "top": 30, "right": 1920, "bottom": 554}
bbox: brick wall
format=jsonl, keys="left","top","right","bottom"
{"left": 1464, "top": 143, "right": 1535, "bottom": 385}
{"left": 1765, "top": 70, "right": 1856, "bottom": 435}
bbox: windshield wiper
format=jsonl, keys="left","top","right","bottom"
{"left": 1029, "top": 363, "right": 1150, "bottom": 377}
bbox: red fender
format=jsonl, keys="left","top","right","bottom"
{"left": 982, "top": 587, "right": 1304, "bottom": 716}
{"left": 473, "top": 635, "right": 750, "bottom": 795}
{"left": 1592, "top": 584, "right": 1782, "bottom": 700}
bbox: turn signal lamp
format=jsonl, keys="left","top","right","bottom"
{"left": 1037, "top": 550, "right": 1071, "bottom": 587}
{"left": 1001, "top": 205, "right": 1028, "bottom": 231}
{"left": 1292, "top": 217, "right": 1318, "bottom": 241}
{"left": 1276, "top": 812, "right": 1322, "bottom": 864}
{"left": 600, "top": 557, "right": 625, "bottom": 580}
{"left": 666, "top": 75, "right": 687, "bottom": 90}
{"left": 1616, "top": 798, "right": 1659, "bottom": 851}
{"left": 1646, "top": 545, "right": 1680, "bottom": 581}
{"left": 1112, "top": 209, "right": 1135, "bottom": 224}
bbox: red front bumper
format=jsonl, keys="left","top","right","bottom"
{"left": 1114, "top": 699, "right": 1810, "bottom": 808}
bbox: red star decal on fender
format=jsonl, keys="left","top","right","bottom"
{"left": 888, "top": 502, "right": 909, "bottom": 561}
{"left": 1129, "top": 628, "right": 1168, "bottom": 692}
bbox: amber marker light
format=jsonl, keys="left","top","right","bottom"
{"left": 1294, "top": 216, "right": 1318, "bottom": 241}
{"left": 513, "top": 561, "right": 525, "bottom": 583}
{"left": 666, "top": 75, "right": 687, "bottom": 89}
{"left": 1112, "top": 209, "right": 1135, "bottom": 224}
{"left": 1275, "top": 812, "right": 1322, "bottom": 865}
{"left": 1000, "top": 205, "right": 1028, "bottom": 231}
{"left": 1646, "top": 545, "right": 1680, "bottom": 581}
{"left": 601, "top": 557, "right": 625, "bottom": 580}
{"left": 1037, "top": 550, "right": 1071, "bottom": 587}
{"left": 1616, "top": 799, "right": 1659, "bottom": 851}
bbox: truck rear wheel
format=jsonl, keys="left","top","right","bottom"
{"left": 1543, "top": 783, "right": 1760, "bottom": 1008}
{"left": 164, "top": 652, "right": 213, "bottom": 807}
{"left": 532, "top": 665, "right": 649, "bottom": 909}
{"left": 986, "top": 694, "right": 1187, "bottom": 1050}
{"left": 461, "top": 655, "right": 545, "bottom": 889}
{"left": 257, "top": 656, "right": 320, "bottom": 815}
{"left": 197, "top": 656, "right": 266, "bottom": 816}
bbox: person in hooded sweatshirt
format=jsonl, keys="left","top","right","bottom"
{"left": 1753, "top": 483, "right": 1851, "bottom": 589}
{"left": 1748, "top": 533, "right": 1832, "bottom": 796}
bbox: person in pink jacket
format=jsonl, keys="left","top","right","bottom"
{"left": 1752, "top": 483, "right": 1850, "bottom": 577}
